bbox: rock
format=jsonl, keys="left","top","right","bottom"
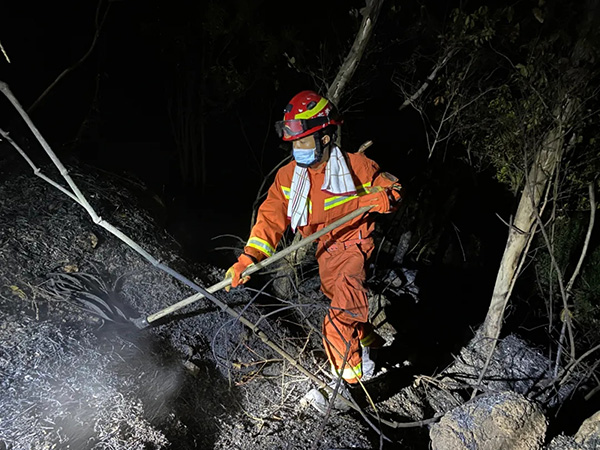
{"left": 575, "top": 410, "right": 600, "bottom": 449}
{"left": 430, "top": 391, "right": 547, "bottom": 450}
{"left": 545, "top": 410, "right": 600, "bottom": 450}
{"left": 545, "top": 434, "right": 581, "bottom": 450}
{"left": 442, "top": 334, "right": 577, "bottom": 408}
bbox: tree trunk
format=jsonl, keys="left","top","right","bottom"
{"left": 480, "top": 98, "right": 575, "bottom": 343}
{"left": 326, "top": 0, "right": 384, "bottom": 106}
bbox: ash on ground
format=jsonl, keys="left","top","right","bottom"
{"left": 0, "top": 155, "right": 388, "bottom": 449}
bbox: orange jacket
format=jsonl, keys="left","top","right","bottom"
{"left": 244, "top": 150, "right": 401, "bottom": 262}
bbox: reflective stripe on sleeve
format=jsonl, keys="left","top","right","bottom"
{"left": 323, "top": 182, "right": 372, "bottom": 211}
{"left": 247, "top": 237, "right": 275, "bottom": 257}
{"left": 324, "top": 194, "right": 357, "bottom": 210}
{"left": 355, "top": 181, "right": 371, "bottom": 195}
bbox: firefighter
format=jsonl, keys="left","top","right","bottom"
{"left": 225, "top": 90, "right": 402, "bottom": 410}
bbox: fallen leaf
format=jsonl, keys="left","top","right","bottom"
{"left": 9, "top": 285, "right": 26, "bottom": 299}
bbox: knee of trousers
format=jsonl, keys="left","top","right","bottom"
{"left": 330, "top": 274, "right": 369, "bottom": 324}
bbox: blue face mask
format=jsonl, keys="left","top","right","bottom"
{"left": 293, "top": 147, "right": 317, "bottom": 167}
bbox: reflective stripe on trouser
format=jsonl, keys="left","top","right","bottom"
{"left": 318, "top": 238, "right": 374, "bottom": 384}
{"left": 331, "top": 361, "right": 362, "bottom": 381}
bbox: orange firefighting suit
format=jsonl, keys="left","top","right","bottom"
{"left": 243, "top": 150, "right": 402, "bottom": 383}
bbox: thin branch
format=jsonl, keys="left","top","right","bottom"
{"left": 0, "top": 39, "right": 10, "bottom": 63}
{"left": 559, "top": 342, "right": 600, "bottom": 387}
{"left": 566, "top": 183, "right": 596, "bottom": 293}
{"left": 310, "top": 343, "right": 352, "bottom": 450}
{"left": 422, "top": 58, "right": 498, "bottom": 158}
{"left": 554, "top": 183, "right": 597, "bottom": 376}
{"left": 0, "top": 129, "right": 81, "bottom": 205}
{"left": 441, "top": 86, "right": 498, "bottom": 124}
{"left": 399, "top": 48, "right": 458, "bottom": 111}
{"left": 28, "top": 0, "right": 111, "bottom": 113}
{"left": 533, "top": 184, "right": 576, "bottom": 362}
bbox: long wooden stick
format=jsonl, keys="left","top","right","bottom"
{"left": 141, "top": 205, "right": 372, "bottom": 326}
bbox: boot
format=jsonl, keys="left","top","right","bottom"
{"left": 361, "top": 330, "right": 385, "bottom": 381}
{"left": 301, "top": 379, "right": 352, "bottom": 415}
{"left": 362, "top": 345, "right": 378, "bottom": 380}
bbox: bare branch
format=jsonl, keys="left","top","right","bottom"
{"left": 566, "top": 183, "right": 596, "bottom": 293}
{"left": 399, "top": 48, "right": 457, "bottom": 111}
{"left": 28, "top": 0, "right": 111, "bottom": 113}
{"left": 327, "top": 0, "right": 384, "bottom": 106}
{"left": 0, "top": 39, "right": 10, "bottom": 63}
{"left": 560, "top": 342, "right": 600, "bottom": 387}
{"left": 0, "top": 128, "right": 81, "bottom": 205}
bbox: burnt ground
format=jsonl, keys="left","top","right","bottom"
{"left": 0, "top": 149, "right": 447, "bottom": 450}
{"left": 2, "top": 143, "right": 598, "bottom": 449}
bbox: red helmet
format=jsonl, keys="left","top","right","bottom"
{"left": 275, "top": 90, "right": 342, "bottom": 141}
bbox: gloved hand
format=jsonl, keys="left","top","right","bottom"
{"left": 224, "top": 253, "right": 255, "bottom": 292}
{"left": 389, "top": 184, "right": 403, "bottom": 203}
{"left": 358, "top": 186, "right": 391, "bottom": 214}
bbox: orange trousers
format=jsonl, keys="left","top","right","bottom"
{"left": 317, "top": 238, "right": 378, "bottom": 383}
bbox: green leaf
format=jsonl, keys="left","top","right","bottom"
{"left": 515, "top": 63, "right": 529, "bottom": 77}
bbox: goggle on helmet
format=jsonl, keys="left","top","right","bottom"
{"left": 274, "top": 90, "right": 342, "bottom": 141}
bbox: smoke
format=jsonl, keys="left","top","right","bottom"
{"left": 0, "top": 314, "right": 182, "bottom": 449}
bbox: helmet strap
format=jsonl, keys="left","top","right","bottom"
{"left": 315, "top": 128, "right": 335, "bottom": 162}
{"left": 313, "top": 131, "right": 325, "bottom": 163}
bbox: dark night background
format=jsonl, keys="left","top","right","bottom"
{"left": 1, "top": 0, "right": 470, "bottom": 267}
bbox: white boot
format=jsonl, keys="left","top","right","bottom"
{"left": 361, "top": 346, "right": 379, "bottom": 381}
{"left": 301, "top": 379, "right": 352, "bottom": 414}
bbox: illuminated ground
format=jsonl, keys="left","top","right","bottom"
{"left": 0, "top": 154, "right": 429, "bottom": 449}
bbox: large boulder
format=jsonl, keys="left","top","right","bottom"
{"left": 441, "top": 334, "right": 576, "bottom": 407}
{"left": 546, "top": 410, "right": 600, "bottom": 449}
{"left": 574, "top": 410, "right": 600, "bottom": 448}
{"left": 429, "top": 391, "right": 547, "bottom": 450}
{"left": 545, "top": 434, "right": 581, "bottom": 450}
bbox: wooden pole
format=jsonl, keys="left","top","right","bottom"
{"left": 141, "top": 205, "right": 372, "bottom": 326}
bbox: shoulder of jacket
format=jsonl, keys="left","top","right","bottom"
{"left": 346, "top": 151, "right": 379, "bottom": 172}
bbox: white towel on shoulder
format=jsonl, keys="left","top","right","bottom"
{"left": 322, "top": 146, "right": 356, "bottom": 195}
{"left": 288, "top": 146, "right": 356, "bottom": 230}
